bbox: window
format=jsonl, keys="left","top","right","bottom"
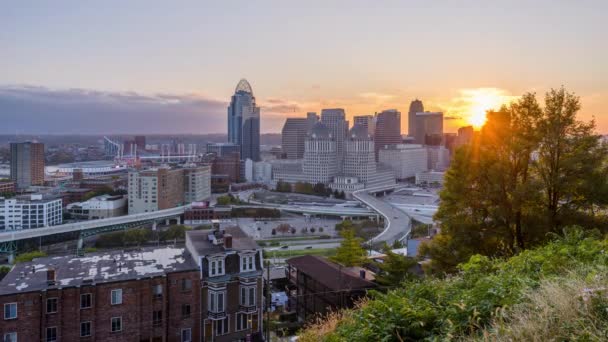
{"left": 181, "top": 304, "right": 191, "bottom": 318}
{"left": 236, "top": 313, "right": 252, "bottom": 331}
{"left": 4, "top": 303, "right": 17, "bottom": 320}
{"left": 208, "top": 291, "right": 225, "bottom": 313}
{"left": 111, "top": 317, "right": 122, "bottom": 332}
{"left": 214, "top": 317, "right": 229, "bottom": 336}
{"left": 111, "top": 289, "right": 122, "bottom": 305}
{"left": 240, "top": 254, "right": 255, "bottom": 272}
{"left": 240, "top": 286, "right": 256, "bottom": 306}
{"left": 45, "top": 327, "right": 57, "bottom": 342}
{"left": 80, "top": 321, "right": 91, "bottom": 337}
{"left": 46, "top": 298, "right": 58, "bottom": 313}
{"left": 181, "top": 328, "right": 192, "bottom": 342}
{"left": 80, "top": 293, "right": 92, "bottom": 309}
{"left": 209, "top": 257, "right": 225, "bottom": 276}
{"left": 152, "top": 284, "right": 163, "bottom": 298}
{"left": 3, "top": 332, "right": 17, "bottom": 342}
{"left": 181, "top": 278, "right": 192, "bottom": 292}
{"left": 152, "top": 310, "right": 162, "bottom": 326}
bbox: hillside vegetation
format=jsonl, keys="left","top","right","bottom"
{"left": 299, "top": 228, "right": 608, "bottom": 341}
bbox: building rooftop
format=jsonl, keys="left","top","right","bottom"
{"left": 186, "top": 226, "right": 259, "bottom": 256}
{"left": 287, "top": 255, "right": 376, "bottom": 291}
{"left": 0, "top": 246, "right": 197, "bottom": 295}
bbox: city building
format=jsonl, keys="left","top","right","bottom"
{"left": 270, "top": 159, "right": 307, "bottom": 185}
{"left": 244, "top": 159, "right": 272, "bottom": 184}
{"left": 286, "top": 255, "right": 376, "bottom": 323}
{"left": 206, "top": 143, "right": 240, "bottom": 158}
{"left": 134, "top": 135, "right": 146, "bottom": 151}
{"left": 303, "top": 122, "right": 339, "bottom": 184}
{"left": 320, "top": 108, "right": 348, "bottom": 171}
{"left": 378, "top": 144, "right": 428, "bottom": 180}
{"left": 427, "top": 146, "right": 450, "bottom": 170}
{"left": 228, "top": 79, "right": 261, "bottom": 161}
{"left": 0, "top": 194, "right": 62, "bottom": 231}
{"left": 10, "top": 142, "right": 45, "bottom": 189}
{"left": 183, "top": 165, "right": 212, "bottom": 204}
{"left": 66, "top": 194, "right": 127, "bottom": 220}
{"left": 353, "top": 114, "right": 376, "bottom": 137}
{"left": 185, "top": 227, "right": 264, "bottom": 341}
{"left": 183, "top": 203, "right": 231, "bottom": 225}
{"left": 128, "top": 168, "right": 185, "bottom": 214}
{"left": 416, "top": 170, "right": 445, "bottom": 186}
{"left": 281, "top": 113, "right": 318, "bottom": 159}
{"left": 408, "top": 99, "right": 424, "bottom": 138}
{"left": 45, "top": 160, "right": 128, "bottom": 179}
{"left": 342, "top": 124, "right": 376, "bottom": 184}
{"left": 454, "top": 125, "right": 475, "bottom": 150}
{"left": 374, "top": 109, "right": 402, "bottom": 160}
{"left": 0, "top": 180, "right": 15, "bottom": 194}
{"left": 211, "top": 152, "right": 241, "bottom": 184}
{"left": 414, "top": 112, "right": 443, "bottom": 145}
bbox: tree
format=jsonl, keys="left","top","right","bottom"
{"left": 160, "top": 225, "right": 189, "bottom": 241}
{"left": 276, "top": 180, "right": 292, "bottom": 193}
{"left": 313, "top": 183, "right": 327, "bottom": 196}
{"left": 310, "top": 227, "right": 316, "bottom": 233}
{"left": 276, "top": 223, "right": 291, "bottom": 235}
{"left": 216, "top": 195, "right": 232, "bottom": 206}
{"left": 331, "top": 229, "right": 367, "bottom": 267}
{"left": 374, "top": 245, "right": 417, "bottom": 286}
{"left": 421, "top": 88, "right": 608, "bottom": 273}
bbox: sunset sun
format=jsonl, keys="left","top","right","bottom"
{"left": 465, "top": 89, "right": 513, "bottom": 128}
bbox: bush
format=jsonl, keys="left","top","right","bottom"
{"left": 83, "top": 247, "right": 98, "bottom": 253}
{"left": 301, "top": 228, "right": 608, "bottom": 341}
{"left": 159, "top": 225, "right": 190, "bottom": 241}
{"left": 0, "top": 265, "right": 12, "bottom": 280}
{"left": 15, "top": 251, "right": 47, "bottom": 263}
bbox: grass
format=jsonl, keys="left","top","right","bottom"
{"left": 268, "top": 248, "right": 336, "bottom": 258}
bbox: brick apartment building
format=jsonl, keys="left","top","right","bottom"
{"left": 0, "top": 226, "right": 264, "bottom": 342}
{"left": 0, "top": 181, "right": 15, "bottom": 194}
{"left": 286, "top": 255, "right": 377, "bottom": 323}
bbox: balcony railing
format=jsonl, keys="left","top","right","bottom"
{"left": 207, "top": 311, "right": 227, "bottom": 320}
{"left": 238, "top": 304, "right": 257, "bottom": 314}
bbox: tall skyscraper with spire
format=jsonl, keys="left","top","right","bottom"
{"left": 408, "top": 99, "right": 424, "bottom": 138}
{"left": 228, "top": 79, "right": 261, "bottom": 161}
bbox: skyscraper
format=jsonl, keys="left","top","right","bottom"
{"left": 320, "top": 108, "right": 348, "bottom": 171}
{"left": 353, "top": 115, "right": 376, "bottom": 137}
{"left": 408, "top": 99, "right": 424, "bottom": 138}
{"left": 303, "top": 122, "right": 338, "bottom": 184}
{"left": 228, "top": 79, "right": 261, "bottom": 161}
{"left": 414, "top": 112, "right": 444, "bottom": 145}
{"left": 374, "top": 109, "right": 402, "bottom": 160}
{"left": 10, "top": 142, "right": 45, "bottom": 189}
{"left": 281, "top": 113, "right": 318, "bottom": 159}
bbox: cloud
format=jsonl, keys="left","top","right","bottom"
{"left": 358, "top": 92, "right": 395, "bottom": 102}
{"left": 0, "top": 85, "right": 229, "bottom": 134}
{"left": 444, "top": 115, "right": 462, "bottom": 120}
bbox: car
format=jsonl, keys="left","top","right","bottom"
{"left": 305, "top": 246, "right": 313, "bottom": 249}
{"left": 280, "top": 245, "right": 289, "bottom": 249}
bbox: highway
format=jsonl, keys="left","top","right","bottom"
{"left": 353, "top": 186, "right": 413, "bottom": 245}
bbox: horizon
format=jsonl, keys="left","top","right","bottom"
{"left": 2, "top": 1, "right": 607, "bottom": 134}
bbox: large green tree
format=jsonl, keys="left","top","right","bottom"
{"left": 331, "top": 228, "right": 367, "bottom": 267}
{"left": 374, "top": 245, "right": 418, "bottom": 286}
{"left": 421, "top": 88, "right": 608, "bottom": 273}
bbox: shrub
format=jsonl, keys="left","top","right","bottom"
{"left": 15, "top": 250, "right": 47, "bottom": 263}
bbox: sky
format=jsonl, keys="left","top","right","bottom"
{"left": 1, "top": 0, "right": 607, "bottom": 134}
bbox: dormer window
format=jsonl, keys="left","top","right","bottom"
{"left": 240, "top": 253, "right": 255, "bottom": 272}
{"left": 209, "top": 256, "right": 225, "bottom": 277}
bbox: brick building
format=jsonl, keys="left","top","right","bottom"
{"left": 0, "top": 226, "right": 264, "bottom": 342}
{"left": 0, "top": 181, "right": 15, "bottom": 194}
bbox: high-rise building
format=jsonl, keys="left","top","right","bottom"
{"left": 134, "top": 135, "right": 146, "bottom": 151}
{"left": 414, "top": 112, "right": 443, "bottom": 145}
{"left": 183, "top": 166, "right": 212, "bottom": 203}
{"left": 379, "top": 144, "right": 428, "bottom": 180}
{"left": 128, "top": 168, "right": 185, "bottom": 214}
{"left": 10, "top": 142, "right": 45, "bottom": 189}
{"left": 0, "top": 194, "right": 62, "bottom": 231}
{"left": 206, "top": 143, "right": 239, "bottom": 157}
{"left": 228, "top": 79, "right": 261, "bottom": 161}
{"left": 303, "top": 122, "right": 338, "bottom": 184}
{"left": 320, "top": 108, "right": 348, "bottom": 171}
{"left": 281, "top": 113, "right": 319, "bottom": 159}
{"left": 374, "top": 109, "right": 402, "bottom": 160}
{"left": 210, "top": 151, "right": 241, "bottom": 183}
{"left": 455, "top": 126, "right": 475, "bottom": 148}
{"left": 343, "top": 124, "right": 376, "bottom": 184}
{"left": 408, "top": 99, "right": 424, "bottom": 137}
{"left": 353, "top": 115, "right": 376, "bottom": 137}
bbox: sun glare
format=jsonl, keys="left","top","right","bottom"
{"left": 465, "top": 89, "right": 512, "bottom": 128}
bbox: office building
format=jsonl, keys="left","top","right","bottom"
{"left": 128, "top": 168, "right": 185, "bottom": 214}
{"left": 414, "top": 112, "right": 443, "bottom": 145}
{"left": 183, "top": 165, "right": 212, "bottom": 204}
{"left": 66, "top": 194, "right": 127, "bottom": 220}
{"left": 281, "top": 118, "right": 309, "bottom": 159}
{"left": 10, "top": 142, "right": 45, "bottom": 189}
{"left": 303, "top": 122, "right": 339, "bottom": 184}
{"left": 353, "top": 115, "right": 376, "bottom": 137}
{"left": 134, "top": 135, "right": 146, "bottom": 151}
{"left": 342, "top": 124, "right": 376, "bottom": 184}
{"left": 374, "top": 110, "right": 402, "bottom": 160}
{"left": 427, "top": 146, "right": 450, "bottom": 170}
{"left": 210, "top": 152, "right": 241, "bottom": 183}
{"left": 0, "top": 194, "right": 62, "bottom": 231}
{"left": 408, "top": 99, "right": 424, "bottom": 138}
{"left": 378, "top": 144, "right": 429, "bottom": 180}
{"left": 416, "top": 170, "right": 445, "bottom": 186}
{"left": 228, "top": 79, "right": 261, "bottom": 161}
{"left": 0, "top": 181, "right": 15, "bottom": 194}
{"left": 244, "top": 159, "right": 272, "bottom": 183}
{"left": 320, "top": 109, "right": 348, "bottom": 171}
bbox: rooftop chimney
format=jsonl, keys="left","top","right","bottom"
{"left": 47, "top": 269, "right": 56, "bottom": 285}
{"left": 359, "top": 269, "right": 366, "bottom": 279}
{"left": 224, "top": 234, "right": 233, "bottom": 250}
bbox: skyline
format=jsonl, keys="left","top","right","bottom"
{"left": 2, "top": 1, "right": 607, "bottom": 134}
